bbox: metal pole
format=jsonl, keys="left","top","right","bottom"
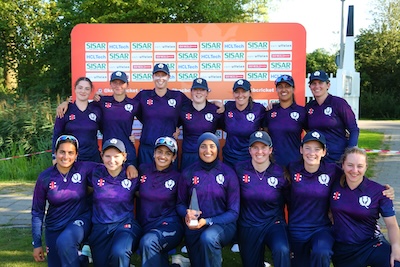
{"left": 339, "top": 0, "right": 345, "bottom": 69}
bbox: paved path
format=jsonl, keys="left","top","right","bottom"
{"left": 1, "top": 120, "right": 399, "bottom": 228}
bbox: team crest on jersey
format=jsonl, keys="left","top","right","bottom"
{"left": 268, "top": 176, "right": 278, "bottom": 188}
{"left": 105, "top": 102, "right": 112, "bottom": 108}
{"left": 332, "top": 191, "right": 341, "bottom": 200}
{"left": 216, "top": 174, "right": 225, "bottom": 185}
{"left": 271, "top": 111, "right": 277, "bottom": 118}
{"left": 147, "top": 99, "right": 153, "bottom": 106}
{"left": 308, "top": 108, "right": 314, "bottom": 115}
{"left": 71, "top": 173, "right": 82, "bottom": 183}
{"left": 69, "top": 114, "right": 76, "bottom": 121}
{"left": 73, "top": 220, "right": 84, "bottom": 227}
{"left": 290, "top": 112, "right": 299, "bottom": 121}
{"left": 121, "top": 179, "right": 132, "bottom": 190}
{"left": 89, "top": 113, "right": 97, "bottom": 121}
{"left": 140, "top": 175, "right": 147, "bottom": 183}
{"left": 125, "top": 104, "right": 133, "bottom": 113}
{"left": 185, "top": 113, "right": 192, "bottom": 120}
{"left": 324, "top": 107, "right": 332, "bottom": 116}
{"left": 228, "top": 111, "right": 234, "bottom": 118}
{"left": 192, "top": 176, "right": 200, "bottom": 185}
{"left": 318, "top": 174, "right": 330, "bottom": 186}
{"left": 242, "top": 174, "right": 251, "bottom": 183}
{"left": 49, "top": 181, "right": 57, "bottom": 190}
{"left": 246, "top": 113, "right": 255, "bottom": 122}
{"left": 205, "top": 113, "right": 214, "bottom": 122}
{"left": 165, "top": 179, "right": 175, "bottom": 190}
{"left": 168, "top": 99, "right": 176, "bottom": 108}
{"left": 293, "top": 173, "right": 302, "bottom": 182}
{"left": 359, "top": 195, "right": 371, "bottom": 209}
{"left": 97, "top": 178, "right": 105, "bottom": 187}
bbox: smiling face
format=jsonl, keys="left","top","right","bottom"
{"left": 249, "top": 142, "right": 272, "bottom": 165}
{"left": 153, "top": 71, "right": 169, "bottom": 90}
{"left": 191, "top": 88, "right": 208, "bottom": 105}
{"left": 75, "top": 80, "right": 92, "bottom": 102}
{"left": 110, "top": 79, "right": 127, "bottom": 97}
{"left": 199, "top": 139, "right": 218, "bottom": 163}
{"left": 102, "top": 147, "right": 126, "bottom": 175}
{"left": 233, "top": 88, "right": 250, "bottom": 109}
{"left": 342, "top": 152, "right": 367, "bottom": 187}
{"left": 300, "top": 140, "right": 326, "bottom": 168}
{"left": 276, "top": 82, "right": 294, "bottom": 103}
{"left": 154, "top": 146, "right": 176, "bottom": 171}
{"left": 55, "top": 143, "right": 78, "bottom": 171}
{"left": 309, "top": 80, "right": 330, "bottom": 98}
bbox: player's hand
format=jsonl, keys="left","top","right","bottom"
{"left": 33, "top": 247, "right": 45, "bottom": 262}
{"left": 212, "top": 101, "right": 225, "bottom": 114}
{"left": 383, "top": 184, "right": 395, "bottom": 200}
{"left": 129, "top": 134, "right": 135, "bottom": 145}
{"left": 93, "top": 90, "right": 103, "bottom": 102}
{"left": 173, "top": 127, "right": 180, "bottom": 139}
{"left": 126, "top": 165, "right": 138, "bottom": 179}
{"left": 185, "top": 209, "right": 204, "bottom": 229}
{"left": 56, "top": 100, "right": 70, "bottom": 118}
{"left": 265, "top": 102, "right": 274, "bottom": 111}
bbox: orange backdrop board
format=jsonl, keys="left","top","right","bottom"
{"left": 71, "top": 23, "right": 306, "bottom": 107}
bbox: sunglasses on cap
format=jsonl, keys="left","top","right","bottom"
{"left": 155, "top": 137, "right": 178, "bottom": 153}
{"left": 274, "top": 75, "right": 294, "bottom": 86}
{"left": 55, "top": 135, "right": 79, "bottom": 149}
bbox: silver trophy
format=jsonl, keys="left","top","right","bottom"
{"left": 189, "top": 188, "right": 200, "bottom": 226}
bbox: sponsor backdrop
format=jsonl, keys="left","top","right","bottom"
{"left": 71, "top": 23, "right": 306, "bottom": 139}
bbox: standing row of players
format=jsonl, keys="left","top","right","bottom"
{"left": 33, "top": 62, "right": 399, "bottom": 266}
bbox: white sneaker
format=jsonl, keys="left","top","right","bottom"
{"left": 264, "top": 262, "right": 271, "bottom": 267}
{"left": 171, "top": 254, "right": 191, "bottom": 267}
{"left": 81, "top": 245, "right": 93, "bottom": 263}
{"left": 231, "top": 243, "right": 240, "bottom": 253}
{"left": 181, "top": 246, "right": 188, "bottom": 253}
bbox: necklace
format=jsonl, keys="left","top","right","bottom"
{"left": 253, "top": 166, "right": 267, "bottom": 180}
{"left": 59, "top": 171, "right": 70, "bottom": 182}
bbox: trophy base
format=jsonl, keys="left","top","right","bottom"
{"left": 189, "top": 220, "right": 199, "bottom": 226}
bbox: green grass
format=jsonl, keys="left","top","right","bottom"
{"left": 0, "top": 129, "right": 385, "bottom": 266}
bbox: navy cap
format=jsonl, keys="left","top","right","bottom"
{"left": 302, "top": 131, "right": 326, "bottom": 147}
{"left": 275, "top": 74, "right": 295, "bottom": 87}
{"left": 309, "top": 70, "right": 329, "bottom": 83}
{"left": 155, "top": 136, "right": 178, "bottom": 154}
{"left": 153, "top": 63, "right": 170, "bottom": 75}
{"left": 233, "top": 79, "right": 251, "bottom": 91}
{"left": 249, "top": 131, "right": 273, "bottom": 147}
{"left": 110, "top": 71, "right": 128, "bottom": 83}
{"left": 191, "top": 78, "right": 209, "bottom": 91}
{"left": 102, "top": 138, "right": 126, "bottom": 153}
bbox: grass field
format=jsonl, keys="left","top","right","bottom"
{"left": 0, "top": 129, "right": 385, "bottom": 266}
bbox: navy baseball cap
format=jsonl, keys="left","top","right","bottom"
{"left": 309, "top": 70, "right": 329, "bottom": 83}
{"left": 110, "top": 71, "right": 128, "bottom": 83}
{"left": 153, "top": 63, "right": 170, "bottom": 75}
{"left": 191, "top": 78, "right": 209, "bottom": 91}
{"left": 275, "top": 74, "right": 295, "bottom": 87}
{"left": 155, "top": 136, "right": 178, "bottom": 155}
{"left": 249, "top": 131, "right": 273, "bottom": 147}
{"left": 233, "top": 79, "right": 251, "bottom": 91}
{"left": 102, "top": 138, "right": 126, "bottom": 153}
{"left": 302, "top": 131, "right": 326, "bottom": 147}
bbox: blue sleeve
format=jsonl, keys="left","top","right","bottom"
{"left": 31, "top": 176, "right": 47, "bottom": 248}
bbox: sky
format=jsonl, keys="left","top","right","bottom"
{"left": 268, "top": 0, "right": 375, "bottom": 53}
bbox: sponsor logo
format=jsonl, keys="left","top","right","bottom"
{"left": 178, "top": 73, "right": 198, "bottom": 81}
{"left": 200, "top": 52, "right": 223, "bottom": 61}
{"left": 108, "top": 53, "right": 130, "bottom": 61}
{"left": 224, "top": 42, "right": 245, "bottom": 50}
{"left": 200, "top": 62, "right": 222, "bottom": 71}
{"left": 270, "top": 41, "right": 293, "bottom": 51}
{"left": 85, "top": 42, "right": 106, "bottom": 51}
{"left": 131, "top": 42, "right": 152, "bottom": 51}
{"left": 200, "top": 42, "right": 222, "bottom": 51}
{"left": 86, "top": 63, "right": 107, "bottom": 71}
{"left": 108, "top": 43, "right": 130, "bottom": 51}
{"left": 224, "top": 52, "right": 245, "bottom": 60}
{"left": 132, "top": 73, "right": 153, "bottom": 81}
{"left": 247, "top": 72, "right": 268, "bottom": 81}
{"left": 247, "top": 41, "right": 269, "bottom": 50}
{"left": 269, "top": 62, "right": 292, "bottom": 70}
{"left": 177, "top": 52, "right": 199, "bottom": 61}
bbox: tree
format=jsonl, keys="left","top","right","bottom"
{"left": 306, "top": 48, "right": 337, "bottom": 75}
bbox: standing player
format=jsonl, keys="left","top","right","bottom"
{"left": 32, "top": 135, "right": 96, "bottom": 266}
{"left": 330, "top": 147, "right": 400, "bottom": 267}
{"left": 264, "top": 74, "right": 306, "bottom": 167}
{"left": 179, "top": 78, "right": 223, "bottom": 170}
{"left": 222, "top": 79, "right": 265, "bottom": 168}
{"left": 235, "top": 131, "right": 290, "bottom": 267}
{"left": 177, "top": 132, "right": 240, "bottom": 267}
{"left": 52, "top": 77, "right": 102, "bottom": 163}
{"left": 137, "top": 136, "right": 184, "bottom": 267}
{"left": 88, "top": 138, "right": 142, "bottom": 267}
{"left": 134, "top": 63, "right": 191, "bottom": 166}
{"left": 306, "top": 70, "right": 359, "bottom": 163}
